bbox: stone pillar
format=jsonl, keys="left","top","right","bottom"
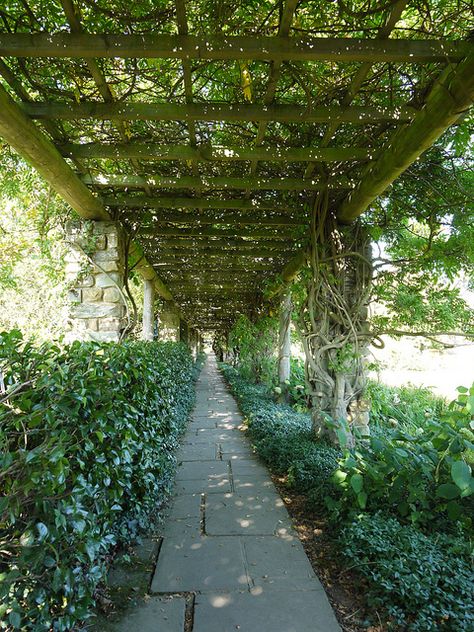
{"left": 278, "top": 291, "right": 292, "bottom": 395}
{"left": 65, "top": 220, "right": 126, "bottom": 342}
{"left": 188, "top": 328, "right": 198, "bottom": 359}
{"left": 180, "top": 320, "right": 189, "bottom": 345}
{"left": 159, "top": 301, "right": 181, "bottom": 342}
{"left": 142, "top": 278, "right": 155, "bottom": 341}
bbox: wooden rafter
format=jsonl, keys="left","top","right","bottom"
{"left": 24, "top": 102, "right": 415, "bottom": 124}
{"left": 61, "top": 143, "right": 373, "bottom": 162}
{"left": 125, "top": 211, "right": 307, "bottom": 226}
{"left": 105, "top": 196, "right": 304, "bottom": 211}
{"left": 81, "top": 174, "right": 352, "bottom": 191}
{"left": 0, "top": 33, "right": 469, "bottom": 63}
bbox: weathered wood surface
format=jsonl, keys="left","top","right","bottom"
{"left": 0, "top": 33, "right": 470, "bottom": 63}
{"left": 61, "top": 143, "right": 373, "bottom": 162}
{"left": 24, "top": 102, "right": 415, "bottom": 124}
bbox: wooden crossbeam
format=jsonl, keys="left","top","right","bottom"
{"left": 25, "top": 102, "right": 415, "bottom": 124}
{"left": 145, "top": 244, "right": 296, "bottom": 256}
{"left": 106, "top": 195, "right": 303, "bottom": 212}
{"left": 338, "top": 50, "right": 474, "bottom": 222}
{"left": 81, "top": 173, "right": 352, "bottom": 191}
{"left": 154, "top": 263, "right": 275, "bottom": 270}
{"left": 140, "top": 235, "right": 298, "bottom": 248}
{"left": 62, "top": 143, "right": 373, "bottom": 162}
{"left": 0, "top": 33, "right": 469, "bottom": 63}
{"left": 128, "top": 211, "right": 307, "bottom": 226}
{"left": 140, "top": 226, "right": 291, "bottom": 239}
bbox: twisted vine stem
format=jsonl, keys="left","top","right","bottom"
{"left": 296, "top": 189, "right": 373, "bottom": 445}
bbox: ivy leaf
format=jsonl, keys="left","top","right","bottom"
{"left": 436, "top": 483, "right": 460, "bottom": 499}
{"left": 350, "top": 473, "right": 364, "bottom": 494}
{"left": 451, "top": 461, "right": 472, "bottom": 492}
{"left": 357, "top": 491, "right": 368, "bottom": 509}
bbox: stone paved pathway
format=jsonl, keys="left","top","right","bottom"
{"left": 114, "top": 355, "right": 341, "bottom": 631}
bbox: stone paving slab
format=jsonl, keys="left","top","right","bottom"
{"left": 242, "top": 535, "right": 316, "bottom": 582}
{"left": 177, "top": 444, "right": 217, "bottom": 461}
{"left": 151, "top": 536, "right": 250, "bottom": 593}
{"left": 175, "top": 460, "right": 229, "bottom": 481}
{"left": 110, "top": 596, "right": 186, "bottom": 632}
{"left": 174, "top": 476, "right": 232, "bottom": 495}
{"left": 205, "top": 492, "right": 292, "bottom": 536}
{"left": 193, "top": 589, "right": 340, "bottom": 632}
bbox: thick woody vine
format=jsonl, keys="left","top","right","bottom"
{"left": 294, "top": 189, "right": 373, "bottom": 446}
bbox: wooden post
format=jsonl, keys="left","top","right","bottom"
{"left": 142, "top": 278, "right": 155, "bottom": 341}
{"left": 278, "top": 291, "right": 292, "bottom": 398}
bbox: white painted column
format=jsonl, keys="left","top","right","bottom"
{"left": 142, "top": 278, "right": 155, "bottom": 341}
{"left": 278, "top": 292, "right": 292, "bottom": 388}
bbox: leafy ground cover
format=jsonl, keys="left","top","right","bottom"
{"left": 220, "top": 363, "right": 474, "bottom": 631}
{"left": 0, "top": 331, "right": 201, "bottom": 630}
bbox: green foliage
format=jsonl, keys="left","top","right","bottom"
{"left": 328, "top": 385, "right": 474, "bottom": 530}
{"left": 0, "top": 331, "right": 197, "bottom": 630}
{"left": 227, "top": 314, "right": 278, "bottom": 387}
{"left": 340, "top": 514, "right": 474, "bottom": 631}
{"left": 0, "top": 151, "right": 68, "bottom": 341}
{"left": 368, "top": 139, "right": 474, "bottom": 339}
{"left": 286, "top": 357, "right": 308, "bottom": 411}
{"left": 366, "top": 379, "right": 448, "bottom": 432}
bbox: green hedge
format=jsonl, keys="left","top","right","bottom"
{"left": 0, "top": 331, "right": 198, "bottom": 630}
{"left": 220, "top": 362, "right": 474, "bottom": 631}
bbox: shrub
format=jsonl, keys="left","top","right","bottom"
{"left": 366, "top": 379, "right": 448, "bottom": 432}
{"left": 328, "top": 384, "right": 474, "bottom": 531}
{"left": 0, "top": 331, "right": 198, "bottom": 630}
{"left": 340, "top": 513, "right": 474, "bottom": 631}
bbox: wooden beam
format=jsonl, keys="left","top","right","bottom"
{"left": 62, "top": 143, "right": 373, "bottom": 163}
{"left": 24, "top": 102, "right": 415, "bottom": 124}
{"left": 81, "top": 173, "right": 352, "bottom": 191}
{"left": 266, "top": 249, "right": 309, "bottom": 299}
{"left": 140, "top": 236, "right": 298, "bottom": 249}
{"left": 0, "top": 82, "right": 106, "bottom": 220}
{"left": 145, "top": 245, "right": 296, "bottom": 256}
{"left": 0, "top": 33, "right": 469, "bottom": 63}
{"left": 338, "top": 50, "right": 474, "bottom": 223}
{"left": 140, "top": 226, "right": 290, "bottom": 239}
{"left": 106, "top": 195, "right": 304, "bottom": 212}
{"left": 128, "top": 211, "right": 307, "bottom": 226}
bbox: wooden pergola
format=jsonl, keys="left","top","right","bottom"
{"left": 0, "top": 0, "right": 473, "bottom": 331}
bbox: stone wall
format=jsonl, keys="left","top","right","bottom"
{"left": 65, "top": 220, "right": 126, "bottom": 342}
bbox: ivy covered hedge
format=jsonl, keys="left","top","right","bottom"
{"left": 0, "top": 331, "right": 198, "bottom": 630}
{"left": 220, "top": 362, "right": 474, "bottom": 631}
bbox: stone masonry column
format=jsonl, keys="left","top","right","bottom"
{"left": 142, "top": 278, "right": 155, "bottom": 341}
{"left": 65, "top": 220, "right": 126, "bottom": 342}
{"left": 159, "top": 301, "right": 181, "bottom": 342}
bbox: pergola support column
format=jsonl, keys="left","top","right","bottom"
{"left": 159, "top": 301, "right": 181, "bottom": 342}
{"left": 278, "top": 291, "right": 292, "bottom": 399}
{"left": 142, "top": 278, "right": 155, "bottom": 341}
{"left": 65, "top": 220, "right": 126, "bottom": 342}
